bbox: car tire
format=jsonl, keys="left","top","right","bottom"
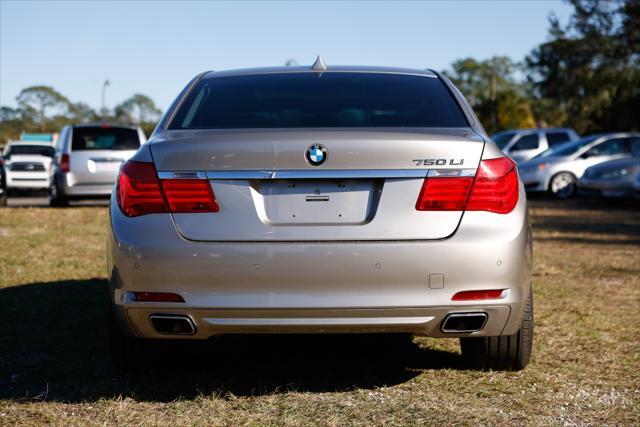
{"left": 460, "top": 287, "right": 533, "bottom": 371}
{"left": 0, "top": 191, "right": 6, "bottom": 207}
{"left": 549, "top": 172, "right": 577, "bottom": 199}
{"left": 108, "top": 307, "right": 144, "bottom": 373}
{"left": 49, "top": 183, "right": 69, "bottom": 207}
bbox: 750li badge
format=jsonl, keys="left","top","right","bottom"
{"left": 413, "top": 158, "right": 465, "bottom": 166}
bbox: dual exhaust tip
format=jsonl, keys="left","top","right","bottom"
{"left": 441, "top": 312, "right": 488, "bottom": 333}
{"left": 150, "top": 314, "right": 196, "bottom": 335}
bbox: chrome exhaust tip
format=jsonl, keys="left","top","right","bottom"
{"left": 149, "top": 314, "right": 196, "bottom": 335}
{"left": 441, "top": 312, "right": 488, "bottom": 333}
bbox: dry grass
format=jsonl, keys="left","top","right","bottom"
{"left": 0, "top": 197, "right": 639, "bottom": 426}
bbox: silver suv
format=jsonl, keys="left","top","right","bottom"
{"left": 49, "top": 124, "right": 145, "bottom": 206}
{"left": 107, "top": 63, "right": 533, "bottom": 372}
{"left": 492, "top": 128, "right": 579, "bottom": 163}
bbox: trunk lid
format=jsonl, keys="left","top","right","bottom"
{"left": 150, "top": 128, "right": 484, "bottom": 241}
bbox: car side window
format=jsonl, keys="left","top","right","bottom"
{"left": 546, "top": 132, "right": 571, "bottom": 146}
{"left": 583, "top": 138, "right": 627, "bottom": 157}
{"left": 511, "top": 134, "right": 539, "bottom": 151}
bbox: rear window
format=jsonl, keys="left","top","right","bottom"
{"left": 5, "top": 145, "right": 54, "bottom": 157}
{"left": 169, "top": 72, "right": 469, "bottom": 129}
{"left": 72, "top": 127, "right": 140, "bottom": 151}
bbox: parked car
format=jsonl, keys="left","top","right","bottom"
{"left": 492, "top": 128, "right": 579, "bottom": 163}
{"left": 49, "top": 124, "right": 146, "bottom": 206}
{"left": 1, "top": 140, "right": 55, "bottom": 194}
{"left": 517, "top": 133, "right": 640, "bottom": 198}
{"left": 578, "top": 156, "right": 640, "bottom": 199}
{"left": 107, "top": 63, "right": 533, "bottom": 372}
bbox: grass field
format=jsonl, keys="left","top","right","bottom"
{"left": 1, "top": 197, "right": 639, "bottom": 425}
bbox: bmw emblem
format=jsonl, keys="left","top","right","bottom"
{"left": 305, "top": 144, "right": 327, "bottom": 166}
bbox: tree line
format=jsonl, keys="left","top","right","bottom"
{"left": 444, "top": 0, "right": 638, "bottom": 135}
{"left": 0, "top": 87, "right": 161, "bottom": 143}
{"left": 1, "top": 0, "right": 637, "bottom": 143}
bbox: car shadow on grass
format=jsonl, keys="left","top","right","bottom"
{"left": 0, "top": 279, "right": 465, "bottom": 403}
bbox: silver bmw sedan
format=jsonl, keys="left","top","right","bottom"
{"left": 107, "top": 61, "right": 533, "bottom": 371}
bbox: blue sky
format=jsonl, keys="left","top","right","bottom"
{"left": 0, "top": 0, "right": 573, "bottom": 111}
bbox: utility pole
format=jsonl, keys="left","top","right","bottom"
{"left": 101, "top": 79, "right": 111, "bottom": 119}
{"left": 490, "top": 70, "right": 497, "bottom": 132}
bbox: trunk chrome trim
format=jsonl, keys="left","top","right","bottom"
{"left": 157, "top": 169, "right": 476, "bottom": 180}
{"left": 158, "top": 171, "right": 208, "bottom": 179}
{"left": 427, "top": 169, "right": 476, "bottom": 177}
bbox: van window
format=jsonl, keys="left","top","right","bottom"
{"left": 72, "top": 127, "right": 140, "bottom": 151}
{"left": 546, "top": 132, "right": 571, "bottom": 146}
{"left": 511, "top": 134, "right": 539, "bottom": 151}
{"left": 492, "top": 131, "right": 517, "bottom": 149}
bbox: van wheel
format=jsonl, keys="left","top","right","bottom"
{"left": 0, "top": 192, "right": 6, "bottom": 207}
{"left": 460, "top": 287, "right": 533, "bottom": 371}
{"left": 108, "top": 307, "right": 144, "bottom": 373}
{"left": 549, "top": 172, "right": 576, "bottom": 199}
{"left": 49, "top": 184, "right": 69, "bottom": 207}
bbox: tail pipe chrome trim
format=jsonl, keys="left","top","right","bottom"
{"left": 149, "top": 314, "right": 196, "bottom": 335}
{"left": 441, "top": 312, "right": 488, "bottom": 333}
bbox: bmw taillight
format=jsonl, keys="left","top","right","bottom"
{"left": 160, "top": 179, "right": 219, "bottom": 213}
{"left": 60, "top": 154, "right": 70, "bottom": 173}
{"left": 465, "top": 157, "right": 519, "bottom": 214}
{"left": 416, "top": 157, "right": 518, "bottom": 214}
{"left": 415, "top": 176, "right": 474, "bottom": 211}
{"left": 117, "top": 160, "right": 219, "bottom": 217}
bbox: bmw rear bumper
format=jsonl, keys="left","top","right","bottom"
{"left": 107, "top": 187, "right": 532, "bottom": 339}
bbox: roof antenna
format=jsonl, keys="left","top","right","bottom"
{"left": 311, "top": 55, "right": 327, "bottom": 72}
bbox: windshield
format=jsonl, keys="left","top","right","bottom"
{"left": 72, "top": 127, "right": 140, "bottom": 151}
{"left": 169, "top": 72, "right": 469, "bottom": 129}
{"left": 536, "top": 134, "right": 601, "bottom": 158}
{"left": 5, "top": 145, "right": 54, "bottom": 157}
{"left": 491, "top": 131, "right": 517, "bottom": 149}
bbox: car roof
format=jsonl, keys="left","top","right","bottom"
{"left": 203, "top": 65, "right": 438, "bottom": 79}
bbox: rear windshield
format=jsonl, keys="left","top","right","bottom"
{"left": 169, "top": 72, "right": 469, "bottom": 129}
{"left": 72, "top": 127, "right": 140, "bottom": 151}
{"left": 5, "top": 145, "right": 54, "bottom": 157}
